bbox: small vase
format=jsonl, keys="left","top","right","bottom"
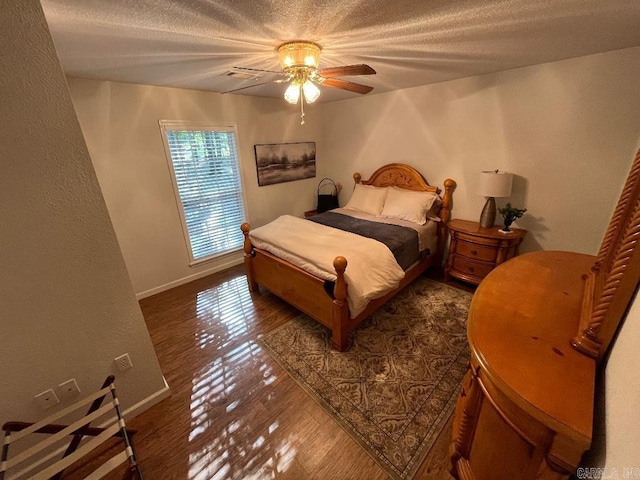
{"left": 500, "top": 215, "right": 514, "bottom": 233}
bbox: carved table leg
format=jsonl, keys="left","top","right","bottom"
{"left": 450, "top": 366, "right": 482, "bottom": 478}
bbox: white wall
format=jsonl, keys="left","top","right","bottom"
{"left": 1, "top": 0, "right": 167, "bottom": 428}
{"left": 601, "top": 290, "right": 640, "bottom": 471}
{"left": 322, "top": 46, "right": 640, "bottom": 255}
{"left": 68, "top": 79, "right": 325, "bottom": 297}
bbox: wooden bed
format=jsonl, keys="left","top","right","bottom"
{"left": 241, "top": 163, "right": 456, "bottom": 351}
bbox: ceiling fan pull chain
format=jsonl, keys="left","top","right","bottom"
{"left": 300, "top": 86, "right": 305, "bottom": 125}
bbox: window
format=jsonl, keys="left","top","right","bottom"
{"left": 160, "top": 122, "right": 247, "bottom": 265}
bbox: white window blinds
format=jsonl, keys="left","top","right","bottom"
{"left": 160, "top": 122, "right": 247, "bottom": 265}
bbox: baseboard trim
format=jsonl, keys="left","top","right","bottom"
{"left": 136, "top": 256, "right": 243, "bottom": 300}
{"left": 122, "top": 376, "right": 171, "bottom": 419}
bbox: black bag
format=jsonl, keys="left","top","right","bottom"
{"left": 317, "top": 178, "right": 339, "bottom": 213}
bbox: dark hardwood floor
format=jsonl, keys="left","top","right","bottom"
{"left": 70, "top": 265, "right": 474, "bottom": 479}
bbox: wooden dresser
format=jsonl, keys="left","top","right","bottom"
{"left": 450, "top": 149, "right": 640, "bottom": 479}
{"left": 445, "top": 219, "right": 527, "bottom": 285}
{"left": 451, "top": 251, "right": 596, "bottom": 478}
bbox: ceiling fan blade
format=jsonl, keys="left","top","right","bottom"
{"left": 317, "top": 64, "right": 376, "bottom": 78}
{"left": 231, "top": 66, "right": 285, "bottom": 75}
{"left": 321, "top": 78, "right": 373, "bottom": 94}
{"left": 222, "top": 79, "right": 287, "bottom": 94}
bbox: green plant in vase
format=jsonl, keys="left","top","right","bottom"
{"left": 498, "top": 203, "right": 527, "bottom": 233}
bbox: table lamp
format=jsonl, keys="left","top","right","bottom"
{"left": 478, "top": 170, "right": 513, "bottom": 228}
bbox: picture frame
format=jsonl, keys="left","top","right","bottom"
{"left": 254, "top": 142, "right": 316, "bottom": 186}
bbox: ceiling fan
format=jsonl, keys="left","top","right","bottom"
{"left": 224, "top": 41, "right": 376, "bottom": 124}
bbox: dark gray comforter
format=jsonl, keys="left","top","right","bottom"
{"left": 308, "top": 211, "right": 420, "bottom": 271}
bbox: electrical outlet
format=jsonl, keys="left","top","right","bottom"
{"left": 58, "top": 378, "right": 81, "bottom": 400}
{"left": 114, "top": 353, "right": 133, "bottom": 371}
{"left": 35, "top": 389, "right": 60, "bottom": 410}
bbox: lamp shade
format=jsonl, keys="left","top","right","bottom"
{"left": 478, "top": 170, "right": 513, "bottom": 198}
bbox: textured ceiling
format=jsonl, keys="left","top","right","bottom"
{"left": 41, "top": 0, "right": 640, "bottom": 102}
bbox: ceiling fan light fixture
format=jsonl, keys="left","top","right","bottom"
{"left": 284, "top": 82, "right": 300, "bottom": 104}
{"left": 277, "top": 41, "right": 321, "bottom": 69}
{"left": 302, "top": 80, "right": 320, "bottom": 103}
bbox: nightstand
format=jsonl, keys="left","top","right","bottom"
{"left": 445, "top": 219, "right": 527, "bottom": 285}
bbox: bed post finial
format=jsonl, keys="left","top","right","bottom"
{"left": 441, "top": 179, "right": 456, "bottom": 225}
{"left": 333, "top": 256, "right": 348, "bottom": 302}
{"left": 353, "top": 172, "right": 362, "bottom": 185}
{"left": 241, "top": 223, "right": 252, "bottom": 255}
{"left": 436, "top": 179, "right": 457, "bottom": 261}
{"left": 241, "top": 223, "right": 258, "bottom": 291}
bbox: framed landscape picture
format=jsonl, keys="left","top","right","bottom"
{"left": 254, "top": 142, "right": 316, "bottom": 186}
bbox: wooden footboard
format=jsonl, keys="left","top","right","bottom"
{"left": 242, "top": 222, "right": 351, "bottom": 350}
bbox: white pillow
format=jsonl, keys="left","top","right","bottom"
{"left": 380, "top": 187, "right": 441, "bottom": 225}
{"left": 426, "top": 198, "right": 443, "bottom": 222}
{"left": 344, "top": 184, "right": 388, "bottom": 215}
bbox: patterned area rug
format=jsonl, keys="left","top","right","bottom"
{"left": 259, "top": 278, "right": 472, "bottom": 480}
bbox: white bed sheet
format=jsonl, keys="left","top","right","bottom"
{"left": 249, "top": 215, "right": 405, "bottom": 318}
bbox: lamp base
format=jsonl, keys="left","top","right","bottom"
{"left": 479, "top": 197, "right": 496, "bottom": 228}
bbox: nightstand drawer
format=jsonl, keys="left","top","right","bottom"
{"left": 445, "top": 219, "right": 527, "bottom": 286}
{"left": 456, "top": 240, "right": 498, "bottom": 262}
{"left": 452, "top": 256, "right": 495, "bottom": 279}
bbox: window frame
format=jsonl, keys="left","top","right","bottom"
{"left": 159, "top": 120, "right": 248, "bottom": 266}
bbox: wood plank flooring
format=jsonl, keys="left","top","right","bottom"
{"left": 69, "top": 265, "right": 473, "bottom": 479}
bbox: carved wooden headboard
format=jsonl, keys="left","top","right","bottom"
{"left": 572, "top": 149, "right": 640, "bottom": 362}
{"left": 356, "top": 163, "right": 438, "bottom": 192}
{"left": 352, "top": 162, "right": 456, "bottom": 225}
{"left": 352, "top": 163, "right": 456, "bottom": 260}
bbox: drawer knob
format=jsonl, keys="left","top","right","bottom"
{"left": 470, "top": 249, "right": 478, "bottom": 256}
{"left": 468, "top": 266, "right": 475, "bottom": 273}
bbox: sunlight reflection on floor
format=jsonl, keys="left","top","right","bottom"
{"left": 187, "top": 276, "right": 297, "bottom": 479}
